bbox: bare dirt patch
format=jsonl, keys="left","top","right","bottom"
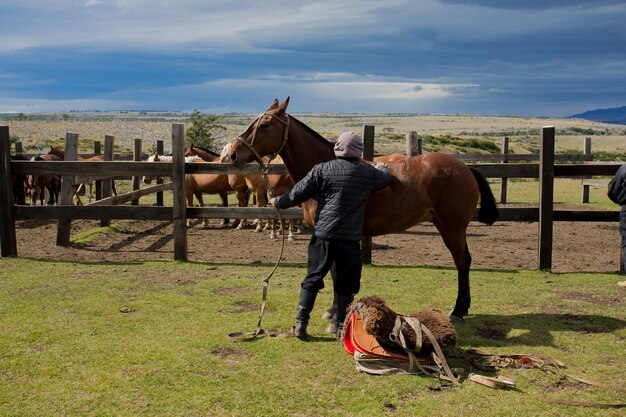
{"left": 12, "top": 214, "right": 621, "bottom": 274}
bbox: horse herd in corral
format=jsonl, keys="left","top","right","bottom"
{"left": 141, "top": 142, "right": 300, "bottom": 240}
{"left": 12, "top": 142, "right": 300, "bottom": 241}
{"left": 11, "top": 146, "right": 118, "bottom": 207}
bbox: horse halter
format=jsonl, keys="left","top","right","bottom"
{"left": 235, "top": 111, "right": 290, "bottom": 172}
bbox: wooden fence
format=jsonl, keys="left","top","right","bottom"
{"left": 0, "top": 124, "right": 622, "bottom": 272}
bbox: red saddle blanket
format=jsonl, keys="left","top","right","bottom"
{"left": 342, "top": 313, "right": 430, "bottom": 362}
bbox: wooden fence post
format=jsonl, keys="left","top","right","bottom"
{"left": 100, "top": 135, "right": 114, "bottom": 227}
{"left": 406, "top": 131, "right": 421, "bottom": 156}
{"left": 94, "top": 140, "right": 102, "bottom": 201}
{"left": 0, "top": 126, "right": 17, "bottom": 257}
{"left": 14, "top": 141, "right": 23, "bottom": 154}
{"left": 156, "top": 140, "right": 164, "bottom": 206}
{"left": 500, "top": 137, "right": 509, "bottom": 203}
{"left": 132, "top": 138, "right": 142, "bottom": 205}
{"left": 56, "top": 133, "right": 79, "bottom": 246}
{"left": 538, "top": 126, "right": 555, "bottom": 271}
{"left": 172, "top": 124, "right": 188, "bottom": 261}
{"left": 361, "top": 125, "right": 375, "bottom": 265}
{"left": 581, "top": 137, "right": 592, "bottom": 203}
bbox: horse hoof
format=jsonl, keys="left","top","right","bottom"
{"left": 288, "top": 235, "right": 295, "bottom": 242}
{"left": 325, "top": 322, "right": 338, "bottom": 334}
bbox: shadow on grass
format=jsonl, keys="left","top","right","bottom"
{"left": 457, "top": 313, "right": 626, "bottom": 348}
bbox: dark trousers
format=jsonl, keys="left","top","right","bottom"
{"left": 301, "top": 236, "right": 362, "bottom": 296}
{"left": 619, "top": 205, "right": 626, "bottom": 274}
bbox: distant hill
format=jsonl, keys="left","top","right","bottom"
{"left": 570, "top": 105, "right": 626, "bottom": 125}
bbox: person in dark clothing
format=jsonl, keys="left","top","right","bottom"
{"left": 269, "top": 131, "right": 392, "bottom": 339}
{"left": 607, "top": 164, "right": 626, "bottom": 282}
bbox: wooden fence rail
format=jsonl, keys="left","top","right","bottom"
{"left": 1, "top": 124, "right": 622, "bottom": 272}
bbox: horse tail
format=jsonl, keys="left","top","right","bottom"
{"left": 470, "top": 167, "right": 498, "bottom": 225}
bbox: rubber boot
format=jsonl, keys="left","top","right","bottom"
{"left": 335, "top": 294, "right": 354, "bottom": 341}
{"left": 294, "top": 288, "right": 317, "bottom": 339}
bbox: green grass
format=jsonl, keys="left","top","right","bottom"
{"left": 1, "top": 259, "right": 624, "bottom": 416}
{"left": 488, "top": 178, "right": 617, "bottom": 209}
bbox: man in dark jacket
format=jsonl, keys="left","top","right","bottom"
{"left": 269, "top": 131, "right": 392, "bottom": 339}
{"left": 607, "top": 163, "right": 626, "bottom": 281}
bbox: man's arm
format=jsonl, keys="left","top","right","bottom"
{"left": 371, "top": 162, "right": 392, "bottom": 190}
{"left": 269, "top": 166, "right": 320, "bottom": 209}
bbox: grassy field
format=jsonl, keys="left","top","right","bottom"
{"left": 1, "top": 258, "right": 624, "bottom": 416}
{"left": 4, "top": 112, "right": 626, "bottom": 157}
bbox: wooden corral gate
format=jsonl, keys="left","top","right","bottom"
{"left": 0, "top": 124, "right": 622, "bottom": 272}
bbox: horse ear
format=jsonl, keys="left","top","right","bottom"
{"left": 277, "top": 97, "right": 290, "bottom": 114}
{"left": 267, "top": 98, "right": 279, "bottom": 110}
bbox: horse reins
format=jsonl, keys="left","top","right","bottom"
{"left": 229, "top": 112, "right": 291, "bottom": 342}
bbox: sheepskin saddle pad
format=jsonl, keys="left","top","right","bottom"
{"left": 344, "top": 295, "right": 458, "bottom": 355}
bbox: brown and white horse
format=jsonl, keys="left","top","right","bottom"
{"left": 227, "top": 98, "right": 498, "bottom": 321}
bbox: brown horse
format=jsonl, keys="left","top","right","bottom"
{"left": 185, "top": 144, "right": 252, "bottom": 229}
{"left": 227, "top": 98, "right": 498, "bottom": 321}
{"left": 185, "top": 144, "right": 221, "bottom": 161}
{"left": 26, "top": 154, "right": 62, "bottom": 206}
{"left": 185, "top": 160, "right": 254, "bottom": 226}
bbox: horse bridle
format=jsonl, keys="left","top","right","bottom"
{"left": 235, "top": 111, "right": 290, "bottom": 174}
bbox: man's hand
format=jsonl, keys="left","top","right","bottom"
{"left": 269, "top": 197, "right": 277, "bottom": 207}
{"left": 374, "top": 162, "right": 388, "bottom": 169}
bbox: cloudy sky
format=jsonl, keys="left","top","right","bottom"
{"left": 1, "top": 0, "right": 625, "bottom": 116}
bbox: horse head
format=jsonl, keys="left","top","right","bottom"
{"left": 48, "top": 146, "right": 65, "bottom": 159}
{"left": 229, "top": 97, "right": 290, "bottom": 166}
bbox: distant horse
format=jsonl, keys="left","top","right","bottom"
{"left": 48, "top": 146, "right": 117, "bottom": 203}
{"left": 141, "top": 154, "right": 204, "bottom": 184}
{"left": 183, "top": 159, "right": 250, "bottom": 228}
{"left": 227, "top": 98, "right": 498, "bottom": 321}
{"left": 26, "top": 154, "right": 61, "bottom": 206}
{"left": 184, "top": 144, "right": 221, "bottom": 162}
{"left": 142, "top": 153, "right": 231, "bottom": 227}
{"left": 185, "top": 145, "right": 253, "bottom": 229}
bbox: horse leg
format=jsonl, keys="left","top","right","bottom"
{"left": 233, "top": 188, "right": 248, "bottom": 229}
{"left": 186, "top": 191, "right": 196, "bottom": 227}
{"left": 433, "top": 218, "right": 472, "bottom": 321}
{"left": 288, "top": 220, "right": 295, "bottom": 241}
{"left": 268, "top": 219, "right": 277, "bottom": 240}
{"left": 255, "top": 191, "right": 268, "bottom": 233}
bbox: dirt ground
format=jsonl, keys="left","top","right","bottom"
{"left": 12, "top": 214, "right": 622, "bottom": 273}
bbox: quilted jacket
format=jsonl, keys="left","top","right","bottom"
{"left": 608, "top": 164, "right": 626, "bottom": 206}
{"left": 274, "top": 158, "right": 391, "bottom": 241}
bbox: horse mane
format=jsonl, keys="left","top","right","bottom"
{"left": 289, "top": 115, "right": 334, "bottom": 149}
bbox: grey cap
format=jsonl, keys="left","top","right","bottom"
{"left": 334, "top": 131, "right": 364, "bottom": 158}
